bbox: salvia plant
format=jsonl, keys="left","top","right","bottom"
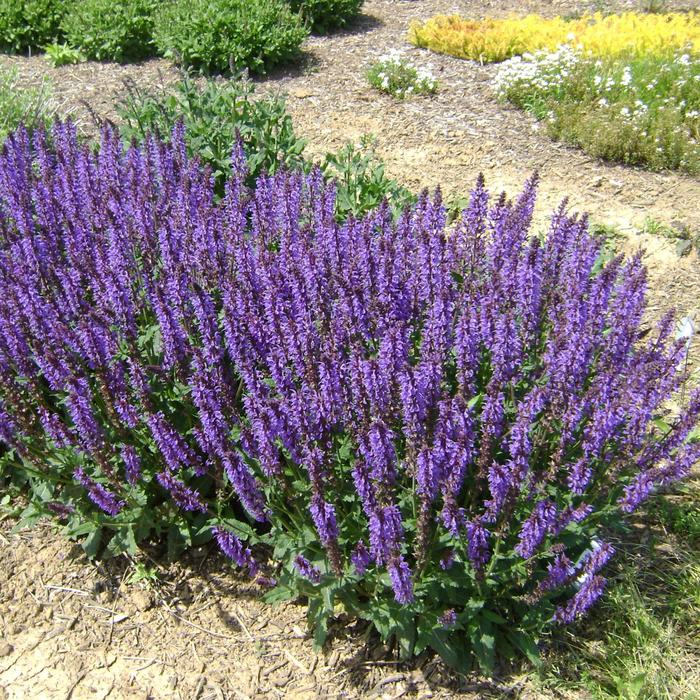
{"left": 0, "top": 122, "right": 698, "bottom": 672}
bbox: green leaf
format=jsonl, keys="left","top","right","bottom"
{"left": 507, "top": 630, "right": 542, "bottom": 670}
{"left": 82, "top": 527, "right": 103, "bottom": 559}
{"left": 471, "top": 618, "right": 496, "bottom": 676}
{"left": 167, "top": 522, "right": 190, "bottom": 560}
{"left": 429, "top": 629, "right": 471, "bottom": 674}
{"left": 263, "top": 584, "right": 296, "bottom": 606}
{"left": 106, "top": 525, "right": 138, "bottom": 557}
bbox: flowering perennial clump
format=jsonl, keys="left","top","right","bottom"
{"left": 409, "top": 12, "right": 700, "bottom": 63}
{"left": 494, "top": 47, "right": 700, "bottom": 174}
{"left": 0, "top": 123, "right": 698, "bottom": 670}
{"left": 367, "top": 50, "right": 438, "bottom": 98}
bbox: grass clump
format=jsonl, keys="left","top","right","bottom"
{"left": 60, "top": 0, "right": 159, "bottom": 62}
{"left": 409, "top": 11, "right": 700, "bottom": 63}
{"left": 0, "top": 0, "right": 66, "bottom": 53}
{"left": 367, "top": 50, "right": 438, "bottom": 99}
{"left": 153, "top": 0, "right": 308, "bottom": 74}
{"left": 494, "top": 47, "right": 700, "bottom": 174}
{"left": 288, "top": 0, "right": 364, "bottom": 33}
{"left": 0, "top": 67, "right": 53, "bottom": 142}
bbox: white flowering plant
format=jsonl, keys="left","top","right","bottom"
{"left": 367, "top": 50, "right": 438, "bottom": 99}
{"left": 494, "top": 46, "right": 700, "bottom": 174}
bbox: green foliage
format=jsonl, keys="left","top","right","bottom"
{"left": 288, "top": 0, "right": 364, "bottom": 33}
{"left": 495, "top": 47, "right": 700, "bottom": 175}
{"left": 117, "top": 72, "right": 306, "bottom": 192}
{"left": 153, "top": 0, "right": 308, "bottom": 74}
{"left": 117, "top": 73, "right": 412, "bottom": 220}
{"left": 367, "top": 51, "right": 439, "bottom": 99}
{"left": 0, "top": 67, "right": 53, "bottom": 142}
{"left": 0, "top": 0, "right": 66, "bottom": 53}
{"left": 43, "top": 41, "right": 84, "bottom": 66}
{"left": 321, "top": 135, "right": 416, "bottom": 219}
{"left": 60, "top": 0, "right": 159, "bottom": 62}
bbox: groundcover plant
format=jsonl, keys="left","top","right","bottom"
{"left": 408, "top": 11, "right": 700, "bottom": 63}
{"left": 0, "top": 122, "right": 698, "bottom": 672}
{"left": 493, "top": 47, "right": 700, "bottom": 174}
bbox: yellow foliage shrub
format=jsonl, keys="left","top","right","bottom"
{"left": 408, "top": 12, "right": 700, "bottom": 63}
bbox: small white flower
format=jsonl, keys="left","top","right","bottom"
{"left": 621, "top": 67, "right": 632, "bottom": 87}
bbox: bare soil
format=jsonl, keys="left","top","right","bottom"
{"left": 1, "top": 1, "right": 699, "bottom": 697}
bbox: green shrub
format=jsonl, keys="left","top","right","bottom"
{"left": 0, "top": 0, "right": 66, "bottom": 53}
{"left": 60, "top": 0, "right": 159, "bottom": 62}
{"left": 117, "top": 73, "right": 412, "bottom": 220}
{"left": 153, "top": 0, "right": 308, "bottom": 74}
{"left": 0, "top": 67, "right": 53, "bottom": 142}
{"left": 288, "top": 0, "right": 364, "bottom": 33}
{"left": 117, "top": 72, "right": 307, "bottom": 192}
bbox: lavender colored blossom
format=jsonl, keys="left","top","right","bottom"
{"left": 351, "top": 541, "right": 372, "bottom": 575}
{"left": 553, "top": 575, "right": 607, "bottom": 624}
{"left": 122, "top": 445, "right": 141, "bottom": 486}
{"left": 439, "top": 608, "right": 457, "bottom": 628}
{"left": 0, "top": 122, "right": 698, "bottom": 638}
{"left": 294, "top": 555, "right": 322, "bottom": 584}
{"left": 309, "top": 495, "right": 338, "bottom": 546}
{"left": 73, "top": 467, "right": 125, "bottom": 516}
{"left": 156, "top": 471, "right": 206, "bottom": 513}
{"left": 388, "top": 556, "right": 414, "bottom": 604}
{"left": 515, "top": 500, "right": 558, "bottom": 559}
{"left": 213, "top": 526, "right": 258, "bottom": 575}
{"left": 465, "top": 520, "right": 491, "bottom": 570}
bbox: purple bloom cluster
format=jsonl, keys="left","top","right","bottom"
{"left": 73, "top": 467, "right": 125, "bottom": 516}
{"left": 294, "top": 555, "right": 322, "bottom": 584}
{"left": 0, "top": 122, "right": 697, "bottom": 625}
{"left": 213, "top": 526, "right": 258, "bottom": 575}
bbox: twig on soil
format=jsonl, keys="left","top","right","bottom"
{"left": 45, "top": 584, "right": 91, "bottom": 597}
{"left": 189, "top": 599, "right": 217, "bottom": 616}
{"left": 283, "top": 649, "right": 310, "bottom": 675}
{"left": 63, "top": 670, "right": 87, "bottom": 700}
{"left": 166, "top": 609, "right": 238, "bottom": 640}
{"left": 231, "top": 606, "right": 254, "bottom": 641}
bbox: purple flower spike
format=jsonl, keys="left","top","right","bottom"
{"left": 73, "top": 467, "right": 125, "bottom": 517}
{"left": 388, "top": 556, "right": 414, "bottom": 604}
{"left": 351, "top": 541, "right": 372, "bottom": 575}
{"left": 213, "top": 526, "right": 258, "bottom": 575}
{"left": 554, "top": 575, "right": 608, "bottom": 624}
{"left": 466, "top": 520, "right": 491, "bottom": 570}
{"left": 294, "top": 555, "right": 322, "bottom": 584}
{"left": 439, "top": 608, "right": 457, "bottom": 628}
